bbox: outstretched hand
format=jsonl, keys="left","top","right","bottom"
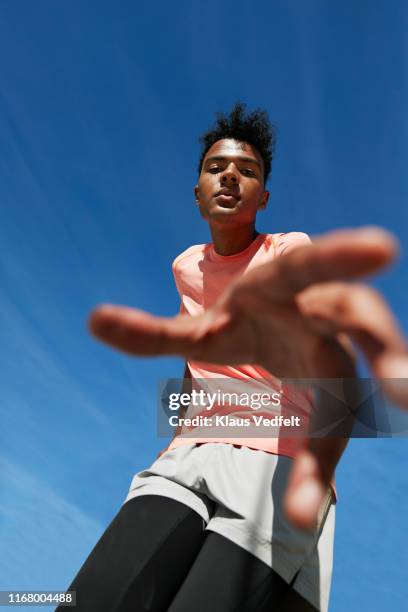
{"left": 89, "top": 227, "right": 408, "bottom": 529}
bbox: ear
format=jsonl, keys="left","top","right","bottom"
{"left": 258, "top": 190, "right": 270, "bottom": 211}
{"left": 194, "top": 185, "right": 200, "bottom": 204}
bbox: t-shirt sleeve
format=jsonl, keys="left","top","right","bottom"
{"left": 173, "top": 254, "right": 191, "bottom": 316}
{"left": 274, "top": 232, "right": 312, "bottom": 257}
{"left": 172, "top": 256, "right": 183, "bottom": 296}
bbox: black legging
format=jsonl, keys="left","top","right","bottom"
{"left": 58, "top": 495, "right": 317, "bottom": 612}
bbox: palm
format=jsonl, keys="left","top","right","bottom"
{"left": 88, "top": 228, "right": 399, "bottom": 383}
{"left": 176, "top": 288, "right": 352, "bottom": 379}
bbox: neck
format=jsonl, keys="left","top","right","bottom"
{"left": 209, "top": 222, "right": 260, "bottom": 256}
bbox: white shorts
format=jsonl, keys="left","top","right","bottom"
{"left": 125, "top": 443, "right": 335, "bottom": 611}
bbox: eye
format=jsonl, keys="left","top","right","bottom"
{"left": 242, "top": 168, "right": 256, "bottom": 177}
{"left": 208, "top": 166, "right": 221, "bottom": 173}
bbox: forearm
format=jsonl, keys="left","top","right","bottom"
{"left": 171, "top": 361, "right": 192, "bottom": 440}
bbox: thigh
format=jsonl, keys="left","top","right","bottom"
{"left": 59, "top": 495, "right": 207, "bottom": 612}
{"left": 277, "top": 588, "right": 318, "bottom": 612}
{"left": 168, "top": 531, "right": 295, "bottom": 612}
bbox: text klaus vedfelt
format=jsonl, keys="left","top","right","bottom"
{"left": 167, "top": 390, "right": 301, "bottom": 428}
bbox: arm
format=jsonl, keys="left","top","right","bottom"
{"left": 88, "top": 227, "right": 407, "bottom": 528}
{"left": 156, "top": 362, "right": 192, "bottom": 458}
{"left": 173, "top": 362, "right": 192, "bottom": 438}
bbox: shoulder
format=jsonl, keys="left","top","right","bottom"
{"left": 271, "top": 231, "right": 312, "bottom": 245}
{"left": 172, "top": 243, "right": 207, "bottom": 273}
{"left": 270, "top": 231, "right": 312, "bottom": 256}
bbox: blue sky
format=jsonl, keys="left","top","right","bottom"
{"left": 0, "top": 1, "right": 407, "bottom": 610}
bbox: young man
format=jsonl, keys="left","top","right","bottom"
{"left": 63, "top": 104, "right": 354, "bottom": 611}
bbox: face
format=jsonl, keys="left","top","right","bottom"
{"left": 195, "top": 139, "right": 269, "bottom": 227}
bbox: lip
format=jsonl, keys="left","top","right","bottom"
{"left": 215, "top": 193, "right": 240, "bottom": 208}
{"left": 214, "top": 188, "right": 240, "bottom": 199}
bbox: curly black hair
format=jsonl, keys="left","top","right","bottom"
{"left": 198, "top": 102, "right": 277, "bottom": 185}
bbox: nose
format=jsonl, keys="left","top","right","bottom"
{"left": 221, "top": 163, "right": 239, "bottom": 185}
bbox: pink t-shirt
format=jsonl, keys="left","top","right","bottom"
{"left": 166, "top": 232, "right": 314, "bottom": 459}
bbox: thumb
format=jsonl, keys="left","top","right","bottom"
{"left": 88, "top": 304, "right": 231, "bottom": 358}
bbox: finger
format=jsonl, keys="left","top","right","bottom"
{"left": 284, "top": 437, "right": 347, "bottom": 530}
{"left": 88, "top": 304, "right": 231, "bottom": 357}
{"left": 298, "top": 282, "right": 405, "bottom": 351}
{"left": 283, "top": 448, "right": 327, "bottom": 531}
{"left": 226, "top": 227, "right": 398, "bottom": 309}
{"left": 297, "top": 282, "right": 408, "bottom": 407}
{"left": 372, "top": 353, "right": 408, "bottom": 409}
